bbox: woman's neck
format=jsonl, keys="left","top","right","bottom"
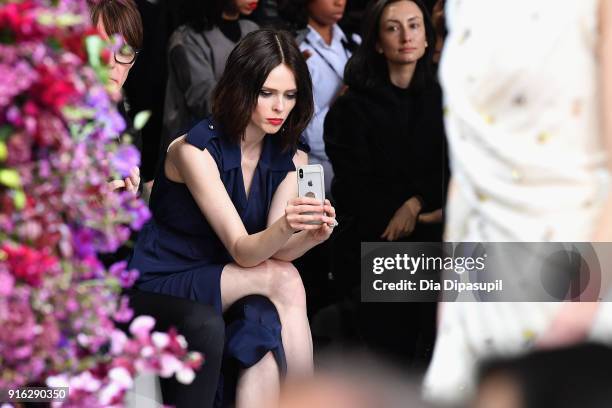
{"left": 387, "top": 61, "right": 417, "bottom": 89}
{"left": 308, "top": 17, "right": 334, "bottom": 45}
{"left": 222, "top": 11, "right": 240, "bottom": 21}
{"left": 241, "top": 123, "right": 266, "bottom": 157}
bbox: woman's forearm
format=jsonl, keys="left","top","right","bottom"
{"left": 271, "top": 230, "right": 320, "bottom": 262}
{"left": 231, "top": 217, "right": 294, "bottom": 267}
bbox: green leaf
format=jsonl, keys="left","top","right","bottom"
{"left": 63, "top": 106, "right": 96, "bottom": 121}
{"left": 56, "top": 13, "right": 84, "bottom": 27}
{"left": 0, "top": 141, "right": 6, "bottom": 162}
{"left": 13, "top": 190, "right": 25, "bottom": 210}
{"left": 0, "top": 169, "right": 20, "bottom": 188}
{"left": 133, "top": 110, "right": 152, "bottom": 131}
{"left": 0, "top": 125, "right": 12, "bottom": 141}
{"left": 85, "top": 35, "right": 105, "bottom": 69}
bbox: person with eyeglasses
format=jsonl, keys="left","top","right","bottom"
{"left": 90, "top": 0, "right": 143, "bottom": 194}
{"left": 89, "top": 2, "right": 227, "bottom": 407}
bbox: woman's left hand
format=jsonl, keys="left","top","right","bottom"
{"left": 308, "top": 199, "right": 337, "bottom": 243}
{"left": 124, "top": 166, "right": 140, "bottom": 194}
{"left": 109, "top": 166, "right": 140, "bottom": 195}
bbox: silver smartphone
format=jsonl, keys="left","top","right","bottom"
{"left": 297, "top": 164, "right": 325, "bottom": 225}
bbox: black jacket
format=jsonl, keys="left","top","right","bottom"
{"left": 324, "top": 77, "right": 449, "bottom": 243}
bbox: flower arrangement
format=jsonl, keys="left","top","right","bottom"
{"left": 0, "top": 1, "right": 202, "bottom": 406}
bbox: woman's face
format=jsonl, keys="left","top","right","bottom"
{"left": 96, "top": 18, "right": 134, "bottom": 95}
{"left": 308, "top": 0, "right": 346, "bottom": 26}
{"left": 377, "top": 1, "right": 427, "bottom": 66}
{"left": 234, "top": 0, "right": 258, "bottom": 16}
{"left": 250, "top": 64, "right": 298, "bottom": 135}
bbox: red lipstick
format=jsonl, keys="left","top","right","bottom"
{"left": 247, "top": 2, "right": 258, "bottom": 11}
{"left": 266, "top": 118, "right": 283, "bottom": 126}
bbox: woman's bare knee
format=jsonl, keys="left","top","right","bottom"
{"left": 266, "top": 260, "right": 306, "bottom": 308}
{"left": 221, "top": 261, "right": 306, "bottom": 311}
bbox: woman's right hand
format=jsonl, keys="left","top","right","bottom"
{"left": 284, "top": 197, "right": 334, "bottom": 232}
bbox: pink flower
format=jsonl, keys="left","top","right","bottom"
{"left": 129, "top": 315, "right": 155, "bottom": 340}
{"left": 151, "top": 332, "right": 170, "bottom": 349}
{"left": 2, "top": 244, "right": 59, "bottom": 286}
{"left": 176, "top": 367, "right": 196, "bottom": 384}
{"left": 108, "top": 366, "right": 133, "bottom": 389}
{"left": 0, "top": 0, "right": 200, "bottom": 399}
{"left": 98, "top": 382, "right": 122, "bottom": 406}
{"left": 110, "top": 330, "right": 128, "bottom": 355}
{"left": 111, "top": 144, "right": 140, "bottom": 178}
{"left": 70, "top": 371, "right": 102, "bottom": 393}
{"left": 113, "top": 295, "right": 133, "bottom": 323}
{"left": 32, "top": 65, "right": 78, "bottom": 113}
{"left": 6, "top": 131, "right": 33, "bottom": 165}
{"left": 159, "top": 353, "right": 183, "bottom": 378}
{"left": 108, "top": 261, "right": 139, "bottom": 288}
{"left": 0, "top": 269, "right": 15, "bottom": 296}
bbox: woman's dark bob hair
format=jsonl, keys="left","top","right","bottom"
{"left": 345, "top": 0, "right": 436, "bottom": 91}
{"left": 212, "top": 29, "right": 314, "bottom": 151}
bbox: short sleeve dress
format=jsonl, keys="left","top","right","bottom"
{"left": 129, "top": 117, "right": 307, "bottom": 384}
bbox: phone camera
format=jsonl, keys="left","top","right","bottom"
{"left": 298, "top": 169, "right": 304, "bottom": 179}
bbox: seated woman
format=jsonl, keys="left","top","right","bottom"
{"left": 323, "top": 0, "right": 447, "bottom": 365}
{"left": 129, "top": 29, "right": 337, "bottom": 407}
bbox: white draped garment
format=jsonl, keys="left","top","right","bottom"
{"left": 424, "top": 0, "right": 612, "bottom": 404}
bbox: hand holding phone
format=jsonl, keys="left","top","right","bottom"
{"left": 297, "top": 164, "right": 325, "bottom": 225}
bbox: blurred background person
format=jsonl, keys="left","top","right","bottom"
{"left": 279, "top": 352, "right": 434, "bottom": 408}
{"left": 161, "top": 0, "right": 259, "bottom": 152}
{"left": 474, "top": 343, "right": 612, "bottom": 408}
{"left": 323, "top": 0, "right": 448, "bottom": 367}
{"left": 424, "top": 0, "right": 612, "bottom": 405}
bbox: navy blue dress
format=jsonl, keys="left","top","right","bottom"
{"left": 129, "top": 117, "right": 306, "bottom": 400}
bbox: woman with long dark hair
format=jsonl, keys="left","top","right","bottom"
{"left": 324, "top": 0, "right": 448, "bottom": 364}
{"left": 130, "top": 29, "right": 336, "bottom": 407}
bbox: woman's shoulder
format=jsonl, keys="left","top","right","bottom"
{"left": 168, "top": 25, "right": 211, "bottom": 52}
{"left": 184, "top": 118, "right": 223, "bottom": 154}
{"left": 239, "top": 19, "right": 259, "bottom": 35}
{"left": 183, "top": 118, "right": 242, "bottom": 172}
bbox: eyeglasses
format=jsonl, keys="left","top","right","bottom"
{"left": 114, "top": 43, "right": 139, "bottom": 65}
